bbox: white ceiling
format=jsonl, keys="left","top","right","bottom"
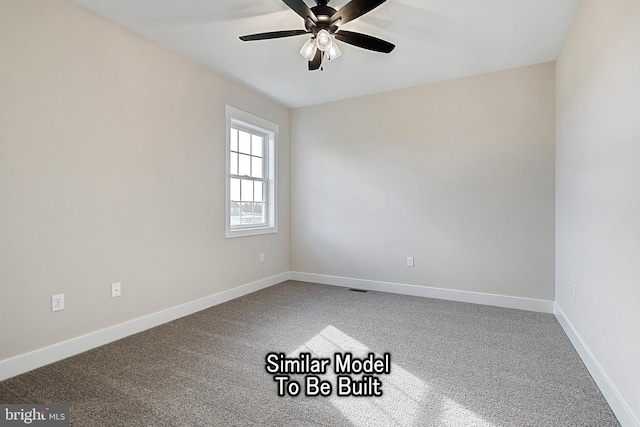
{"left": 71, "top": 0, "right": 582, "bottom": 108}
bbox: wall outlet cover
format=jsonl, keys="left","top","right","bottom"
{"left": 112, "top": 282, "right": 121, "bottom": 298}
{"left": 52, "top": 294, "right": 64, "bottom": 312}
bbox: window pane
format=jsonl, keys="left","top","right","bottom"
{"left": 254, "top": 203, "right": 266, "bottom": 223}
{"left": 239, "top": 130, "right": 251, "bottom": 154}
{"left": 252, "top": 157, "right": 263, "bottom": 178}
{"left": 254, "top": 181, "right": 264, "bottom": 202}
{"left": 230, "top": 178, "right": 240, "bottom": 201}
{"left": 230, "top": 152, "right": 238, "bottom": 175}
{"left": 230, "top": 202, "right": 240, "bottom": 226}
{"left": 252, "top": 135, "right": 263, "bottom": 157}
{"left": 239, "top": 154, "right": 251, "bottom": 176}
{"left": 241, "top": 179, "right": 253, "bottom": 202}
{"left": 230, "top": 128, "right": 238, "bottom": 152}
{"left": 239, "top": 203, "right": 249, "bottom": 225}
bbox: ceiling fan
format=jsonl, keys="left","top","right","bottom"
{"left": 239, "top": 0, "right": 395, "bottom": 71}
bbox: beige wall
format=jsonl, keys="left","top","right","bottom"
{"left": 291, "top": 62, "right": 556, "bottom": 300}
{"left": 0, "top": 0, "right": 290, "bottom": 360}
{"left": 556, "top": 0, "right": 640, "bottom": 422}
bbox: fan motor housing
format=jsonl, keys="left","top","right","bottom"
{"left": 312, "top": 6, "right": 337, "bottom": 21}
{"left": 307, "top": 5, "right": 337, "bottom": 32}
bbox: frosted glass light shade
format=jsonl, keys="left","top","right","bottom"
{"left": 316, "top": 29, "right": 332, "bottom": 51}
{"left": 299, "top": 38, "right": 317, "bottom": 61}
{"left": 326, "top": 41, "right": 342, "bottom": 61}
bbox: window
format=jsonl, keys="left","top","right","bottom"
{"left": 225, "top": 105, "right": 278, "bottom": 238}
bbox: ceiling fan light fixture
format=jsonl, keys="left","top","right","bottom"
{"left": 299, "top": 37, "right": 318, "bottom": 61}
{"left": 316, "top": 29, "right": 332, "bottom": 51}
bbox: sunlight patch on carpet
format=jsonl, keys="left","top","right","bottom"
{"left": 290, "top": 325, "right": 495, "bottom": 426}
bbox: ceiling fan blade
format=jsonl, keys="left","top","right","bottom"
{"left": 240, "top": 29, "right": 308, "bottom": 41}
{"left": 308, "top": 49, "right": 322, "bottom": 71}
{"left": 334, "top": 30, "right": 395, "bottom": 53}
{"left": 330, "top": 0, "right": 387, "bottom": 25}
{"left": 282, "top": 0, "right": 318, "bottom": 23}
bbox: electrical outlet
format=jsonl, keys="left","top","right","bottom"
{"left": 260, "top": 253, "right": 265, "bottom": 263}
{"left": 112, "top": 282, "right": 121, "bottom": 298}
{"left": 52, "top": 294, "right": 64, "bottom": 312}
{"left": 407, "top": 257, "right": 414, "bottom": 267}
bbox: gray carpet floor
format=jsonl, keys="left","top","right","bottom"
{"left": 0, "top": 280, "right": 619, "bottom": 426}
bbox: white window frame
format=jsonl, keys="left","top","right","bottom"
{"left": 225, "top": 105, "right": 278, "bottom": 238}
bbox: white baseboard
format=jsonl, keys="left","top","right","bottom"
{"left": 290, "top": 272, "right": 554, "bottom": 313}
{"left": 554, "top": 303, "right": 639, "bottom": 427}
{"left": 0, "top": 272, "right": 290, "bottom": 382}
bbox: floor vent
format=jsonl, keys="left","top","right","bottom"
{"left": 348, "top": 288, "right": 368, "bottom": 293}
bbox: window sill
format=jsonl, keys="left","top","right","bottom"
{"left": 225, "top": 226, "right": 278, "bottom": 239}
